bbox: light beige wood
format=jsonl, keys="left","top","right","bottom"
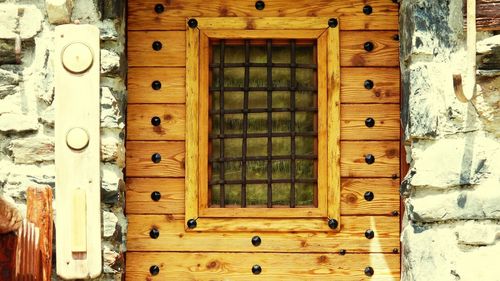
{"left": 341, "top": 178, "right": 400, "bottom": 215}
{"left": 199, "top": 207, "right": 325, "bottom": 218}
{"left": 197, "top": 17, "right": 330, "bottom": 30}
{"left": 127, "top": 105, "right": 186, "bottom": 141}
{"left": 198, "top": 32, "right": 210, "bottom": 212}
{"left": 126, "top": 141, "right": 185, "bottom": 177}
{"left": 341, "top": 67, "right": 400, "bottom": 104}
{"left": 340, "top": 141, "right": 400, "bottom": 178}
{"left": 340, "top": 104, "right": 400, "bottom": 140}
{"left": 128, "top": 0, "right": 399, "bottom": 31}
{"left": 316, "top": 30, "right": 328, "bottom": 217}
{"left": 202, "top": 29, "right": 325, "bottom": 39}
{"left": 71, "top": 189, "right": 86, "bottom": 253}
{"left": 340, "top": 31, "right": 399, "bottom": 67}
{"left": 327, "top": 27, "right": 341, "bottom": 222}
{"left": 127, "top": 215, "right": 400, "bottom": 252}
{"left": 54, "top": 24, "right": 101, "bottom": 279}
{"left": 126, "top": 178, "right": 185, "bottom": 214}
{"left": 185, "top": 27, "right": 200, "bottom": 226}
{"left": 128, "top": 31, "right": 186, "bottom": 67}
{"left": 127, "top": 252, "right": 400, "bottom": 280}
{"left": 191, "top": 217, "right": 334, "bottom": 232}
{"left": 128, "top": 68, "right": 186, "bottom": 104}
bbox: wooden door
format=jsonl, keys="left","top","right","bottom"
{"left": 126, "top": 1, "right": 401, "bottom": 280}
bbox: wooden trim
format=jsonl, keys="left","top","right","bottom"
{"left": 197, "top": 17, "right": 330, "bottom": 30}
{"left": 191, "top": 217, "right": 336, "bottom": 232}
{"left": 202, "top": 29, "right": 325, "bottom": 39}
{"left": 198, "top": 32, "right": 210, "bottom": 213}
{"left": 316, "top": 31, "right": 328, "bottom": 216}
{"left": 199, "top": 207, "right": 324, "bottom": 218}
{"left": 185, "top": 26, "right": 200, "bottom": 227}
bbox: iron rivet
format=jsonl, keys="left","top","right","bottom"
{"left": 149, "top": 265, "right": 160, "bottom": 276}
{"left": 365, "top": 229, "right": 375, "bottom": 239}
{"left": 392, "top": 174, "right": 399, "bottom": 179}
{"left": 149, "top": 228, "right": 160, "bottom": 239}
{"left": 151, "top": 191, "right": 161, "bottom": 201}
{"left": 188, "top": 18, "right": 198, "bottom": 28}
{"left": 339, "top": 249, "right": 346, "bottom": 255}
{"left": 393, "top": 34, "right": 400, "bottom": 41}
{"left": 151, "top": 116, "right": 161, "bottom": 126}
{"left": 392, "top": 210, "right": 399, "bottom": 216}
{"left": 252, "top": 265, "right": 262, "bottom": 275}
{"left": 364, "top": 79, "right": 374, "bottom": 89}
{"left": 392, "top": 0, "right": 398, "bottom": 3}
{"left": 151, "top": 153, "right": 161, "bottom": 163}
{"left": 393, "top": 248, "right": 399, "bottom": 254}
{"left": 151, "top": 80, "right": 162, "bottom": 90}
{"left": 152, "top": 41, "right": 162, "bottom": 51}
{"left": 364, "top": 191, "right": 374, "bottom": 201}
{"left": 251, "top": 236, "right": 262, "bottom": 247}
{"left": 255, "top": 1, "right": 265, "bottom": 10}
{"left": 365, "top": 117, "right": 375, "bottom": 128}
{"left": 328, "top": 218, "right": 339, "bottom": 229}
{"left": 328, "top": 18, "right": 338, "bottom": 28}
{"left": 363, "top": 5, "right": 373, "bottom": 15}
{"left": 364, "top": 266, "right": 374, "bottom": 277}
{"left": 154, "top": 3, "right": 164, "bottom": 14}
{"left": 187, "top": 219, "right": 197, "bottom": 229}
{"left": 364, "top": 41, "right": 374, "bottom": 52}
{"left": 365, "top": 154, "right": 375, "bottom": 164}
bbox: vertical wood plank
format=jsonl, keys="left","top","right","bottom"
{"left": 198, "top": 32, "right": 210, "bottom": 211}
{"left": 316, "top": 30, "right": 328, "bottom": 214}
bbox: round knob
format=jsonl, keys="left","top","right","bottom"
{"left": 149, "top": 265, "right": 160, "bottom": 275}
{"left": 339, "top": 249, "right": 346, "bottom": 255}
{"left": 66, "top": 127, "right": 89, "bottom": 150}
{"left": 364, "top": 191, "right": 374, "bottom": 201}
{"left": 188, "top": 18, "right": 198, "bottom": 28}
{"left": 365, "top": 154, "right": 375, "bottom": 164}
{"left": 252, "top": 265, "right": 262, "bottom": 275}
{"left": 62, "top": 42, "right": 93, "bottom": 73}
{"left": 365, "top": 117, "right": 375, "bottom": 128}
{"left": 151, "top": 191, "right": 161, "bottom": 201}
{"left": 364, "top": 79, "right": 374, "bottom": 89}
{"left": 328, "top": 18, "right": 338, "bottom": 28}
{"left": 365, "top": 229, "right": 375, "bottom": 239}
{"left": 364, "top": 41, "right": 374, "bottom": 52}
{"left": 328, "top": 218, "right": 338, "bottom": 229}
{"left": 392, "top": 210, "right": 399, "bottom": 216}
{"left": 154, "top": 3, "right": 164, "bottom": 14}
{"left": 151, "top": 153, "right": 161, "bottom": 163}
{"left": 150, "top": 228, "right": 160, "bottom": 239}
{"left": 255, "top": 0, "right": 265, "bottom": 10}
{"left": 187, "top": 219, "right": 197, "bottom": 229}
{"left": 151, "top": 116, "right": 161, "bottom": 126}
{"left": 363, "top": 5, "right": 373, "bottom": 15}
{"left": 152, "top": 41, "right": 162, "bottom": 51}
{"left": 364, "top": 266, "right": 374, "bottom": 276}
{"left": 393, "top": 34, "right": 400, "bottom": 41}
{"left": 251, "top": 236, "right": 262, "bottom": 247}
{"left": 151, "top": 80, "right": 162, "bottom": 90}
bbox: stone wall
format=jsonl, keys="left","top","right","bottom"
{"left": 0, "top": 0, "right": 126, "bottom": 280}
{"left": 400, "top": 0, "right": 500, "bottom": 280}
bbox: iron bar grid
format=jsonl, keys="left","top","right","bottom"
{"left": 219, "top": 40, "right": 226, "bottom": 207}
{"left": 210, "top": 62, "right": 317, "bottom": 69}
{"left": 209, "top": 178, "right": 317, "bottom": 186}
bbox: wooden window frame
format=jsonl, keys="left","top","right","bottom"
{"left": 186, "top": 17, "right": 340, "bottom": 232}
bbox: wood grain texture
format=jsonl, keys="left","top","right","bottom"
{"left": 340, "top": 31, "right": 399, "bottom": 67}
{"left": 126, "top": 141, "right": 185, "bottom": 177}
{"left": 464, "top": 0, "right": 500, "bottom": 30}
{"left": 127, "top": 104, "right": 186, "bottom": 140}
{"left": 317, "top": 30, "right": 329, "bottom": 218}
{"left": 127, "top": 215, "right": 400, "bottom": 252}
{"left": 128, "top": 0, "right": 398, "bottom": 31}
{"left": 128, "top": 31, "right": 186, "bottom": 67}
{"left": 340, "top": 67, "right": 400, "bottom": 103}
{"left": 128, "top": 68, "right": 185, "bottom": 104}
{"left": 126, "top": 178, "right": 185, "bottom": 214}
{"left": 340, "top": 141, "right": 400, "bottom": 178}
{"left": 202, "top": 29, "right": 325, "bottom": 39}
{"left": 127, "top": 252, "right": 399, "bottom": 280}
{"left": 341, "top": 178, "right": 400, "bottom": 215}
{"left": 341, "top": 104, "right": 400, "bottom": 140}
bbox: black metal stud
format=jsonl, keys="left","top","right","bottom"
{"left": 151, "top": 191, "right": 161, "bottom": 201}
{"left": 364, "top": 79, "right": 374, "bottom": 89}
{"left": 364, "top": 266, "right": 374, "bottom": 277}
{"left": 252, "top": 265, "right": 262, "bottom": 275}
{"left": 150, "top": 228, "right": 160, "bottom": 239}
{"left": 328, "top": 218, "right": 339, "bottom": 230}
{"left": 393, "top": 248, "right": 399, "bottom": 254}
{"left": 364, "top": 191, "right": 374, "bottom": 201}
{"left": 152, "top": 41, "right": 162, "bottom": 51}
{"left": 151, "top": 80, "right": 162, "bottom": 90}
{"left": 365, "top": 117, "right": 375, "bottom": 128}
{"left": 255, "top": 1, "right": 265, "bottom": 10}
{"left": 188, "top": 18, "right": 198, "bottom": 28}
{"left": 154, "top": 3, "right": 164, "bottom": 14}
{"left": 151, "top": 116, "right": 161, "bottom": 126}
{"left": 363, "top": 5, "right": 373, "bottom": 15}
{"left": 365, "top": 154, "right": 375, "bottom": 164}
{"left": 339, "top": 249, "right": 346, "bottom": 255}
{"left": 187, "top": 218, "right": 197, "bottom": 229}
{"left": 149, "top": 265, "right": 160, "bottom": 276}
{"left": 251, "top": 236, "right": 262, "bottom": 247}
{"left": 392, "top": 174, "right": 398, "bottom": 180}
{"left": 328, "top": 18, "right": 338, "bottom": 28}
{"left": 151, "top": 153, "right": 161, "bottom": 163}
{"left": 392, "top": 210, "right": 399, "bottom": 216}
{"left": 393, "top": 34, "right": 400, "bottom": 41}
{"left": 365, "top": 229, "right": 375, "bottom": 239}
{"left": 364, "top": 41, "right": 374, "bottom": 52}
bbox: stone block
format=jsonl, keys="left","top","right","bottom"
{"left": 101, "top": 133, "right": 125, "bottom": 167}
{"left": 8, "top": 137, "right": 54, "bottom": 164}
{"left": 101, "top": 87, "right": 124, "bottom": 129}
{"left": 0, "top": 113, "right": 38, "bottom": 133}
{"left": 103, "top": 210, "right": 118, "bottom": 237}
{"left": 0, "top": 4, "right": 43, "bottom": 39}
{"left": 46, "top": 0, "right": 73, "bottom": 24}
{"left": 101, "top": 163, "right": 124, "bottom": 204}
{"left": 100, "top": 49, "right": 120, "bottom": 75}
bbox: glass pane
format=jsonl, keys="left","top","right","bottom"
{"left": 296, "top": 69, "right": 315, "bottom": 88}
{"left": 225, "top": 184, "right": 241, "bottom": 206}
{"left": 247, "top": 184, "right": 267, "bottom": 206}
{"left": 211, "top": 162, "right": 220, "bottom": 181}
{"left": 272, "top": 91, "right": 290, "bottom": 108}
{"left": 225, "top": 45, "right": 245, "bottom": 63}
{"left": 295, "top": 183, "right": 315, "bottom": 206}
{"left": 246, "top": 160, "right": 267, "bottom": 180}
{"left": 247, "top": 138, "right": 267, "bottom": 157}
{"left": 224, "top": 91, "right": 244, "bottom": 109}
{"left": 296, "top": 45, "right": 315, "bottom": 64}
{"left": 210, "top": 185, "right": 220, "bottom": 206}
{"left": 272, "top": 184, "right": 291, "bottom": 206}
{"left": 247, "top": 113, "right": 267, "bottom": 133}
{"left": 212, "top": 68, "right": 220, "bottom": 89}
{"left": 272, "top": 45, "right": 291, "bottom": 64}
{"left": 296, "top": 159, "right": 315, "bottom": 179}
{"left": 224, "top": 114, "right": 243, "bottom": 134}
{"left": 248, "top": 91, "right": 267, "bottom": 108}
{"left": 272, "top": 112, "right": 291, "bottom": 132}
{"left": 250, "top": 45, "right": 266, "bottom": 63}
{"left": 295, "top": 112, "right": 315, "bottom": 132}
{"left": 212, "top": 45, "right": 220, "bottom": 63}
{"left": 224, "top": 68, "right": 245, "bottom": 88}
{"left": 272, "top": 68, "right": 290, "bottom": 88}
{"left": 272, "top": 137, "right": 291, "bottom": 156}
{"left": 249, "top": 67, "right": 267, "bottom": 87}
{"left": 224, "top": 138, "right": 242, "bottom": 157}
{"left": 295, "top": 136, "right": 315, "bottom": 155}
{"left": 296, "top": 91, "right": 316, "bottom": 108}
{"left": 224, "top": 161, "right": 242, "bottom": 180}
{"left": 272, "top": 160, "right": 291, "bottom": 179}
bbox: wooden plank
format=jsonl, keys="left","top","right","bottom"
{"left": 128, "top": 31, "right": 186, "bottom": 67}
{"left": 199, "top": 207, "right": 324, "bottom": 218}
{"left": 340, "top": 67, "right": 400, "bottom": 104}
{"left": 127, "top": 104, "right": 186, "bottom": 141}
{"left": 126, "top": 252, "right": 400, "bottom": 280}
{"left": 198, "top": 32, "right": 210, "bottom": 213}
{"left": 128, "top": 0, "right": 399, "bottom": 31}
{"left": 341, "top": 178, "right": 400, "bottom": 215}
{"left": 340, "top": 141, "right": 399, "bottom": 178}
{"left": 126, "top": 141, "right": 185, "bottom": 177}
{"left": 340, "top": 104, "right": 400, "bottom": 140}
{"left": 202, "top": 29, "right": 325, "bottom": 39}
{"left": 127, "top": 68, "right": 185, "bottom": 104}
{"left": 126, "top": 178, "right": 185, "bottom": 214}
{"left": 340, "top": 31, "right": 399, "bottom": 67}
{"left": 126, "top": 215, "right": 400, "bottom": 252}
{"left": 464, "top": 0, "right": 500, "bottom": 30}
{"left": 197, "top": 17, "right": 330, "bottom": 30}
{"left": 317, "top": 30, "right": 329, "bottom": 217}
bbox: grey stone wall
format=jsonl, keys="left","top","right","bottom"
{"left": 0, "top": 0, "right": 126, "bottom": 280}
{"left": 400, "top": 0, "right": 500, "bottom": 280}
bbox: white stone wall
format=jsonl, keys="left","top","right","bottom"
{"left": 400, "top": 0, "right": 500, "bottom": 280}
{"left": 0, "top": 0, "right": 126, "bottom": 279}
